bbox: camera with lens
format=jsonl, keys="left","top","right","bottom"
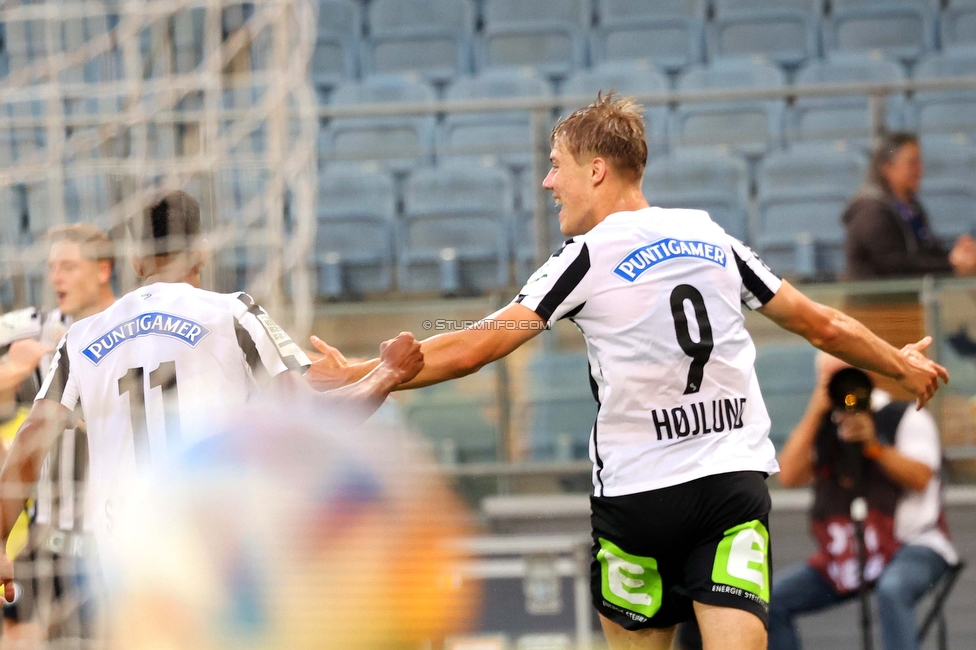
{"left": 827, "top": 367, "right": 873, "bottom": 413}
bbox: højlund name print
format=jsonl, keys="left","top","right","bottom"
{"left": 651, "top": 398, "right": 747, "bottom": 441}
{"left": 82, "top": 312, "right": 211, "bottom": 364}
{"left": 613, "top": 238, "right": 727, "bottom": 282}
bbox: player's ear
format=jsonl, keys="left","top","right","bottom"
{"left": 194, "top": 240, "right": 211, "bottom": 270}
{"left": 97, "top": 259, "right": 113, "bottom": 285}
{"left": 131, "top": 256, "right": 147, "bottom": 278}
{"left": 590, "top": 156, "right": 608, "bottom": 185}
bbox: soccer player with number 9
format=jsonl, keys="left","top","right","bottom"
{"left": 326, "top": 92, "right": 950, "bottom": 650}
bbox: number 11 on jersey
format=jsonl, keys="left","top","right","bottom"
{"left": 118, "top": 361, "right": 182, "bottom": 471}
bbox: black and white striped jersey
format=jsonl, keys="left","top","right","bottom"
{"left": 19, "top": 308, "right": 87, "bottom": 535}
{"left": 36, "top": 282, "right": 310, "bottom": 549}
{"left": 515, "top": 208, "right": 782, "bottom": 497}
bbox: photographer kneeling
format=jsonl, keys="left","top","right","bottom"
{"left": 769, "top": 354, "right": 957, "bottom": 650}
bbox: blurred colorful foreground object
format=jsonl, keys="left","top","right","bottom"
{"left": 105, "top": 398, "right": 479, "bottom": 649}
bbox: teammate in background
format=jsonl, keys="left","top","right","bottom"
{"left": 1, "top": 224, "right": 116, "bottom": 641}
{"left": 0, "top": 190, "right": 424, "bottom": 603}
{"left": 322, "top": 93, "right": 948, "bottom": 650}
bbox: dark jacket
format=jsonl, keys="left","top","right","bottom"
{"left": 842, "top": 185, "right": 953, "bottom": 280}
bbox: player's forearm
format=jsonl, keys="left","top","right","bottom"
{"left": 777, "top": 398, "right": 826, "bottom": 487}
{"left": 0, "top": 422, "right": 48, "bottom": 542}
{"left": 810, "top": 307, "right": 909, "bottom": 381}
{"left": 320, "top": 363, "right": 405, "bottom": 420}
{"left": 871, "top": 447, "right": 933, "bottom": 492}
{"left": 395, "top": 331, "right": 491, "bottom": 390}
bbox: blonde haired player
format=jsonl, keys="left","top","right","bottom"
{"left": 331, "top": 93, "right": 948, "bottom": 650}
{"left": 0, "top": 191, "right": 425, "bottom": 607}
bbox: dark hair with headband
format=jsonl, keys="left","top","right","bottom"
{"left": 866, "top": 131, "right": 920, "bottom": 196}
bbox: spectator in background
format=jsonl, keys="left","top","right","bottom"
{"left": 843, "top": 131, "right": 976, "bottom": 280}
{"left": 768, "top": 353, "right": 958, "bottom": 650}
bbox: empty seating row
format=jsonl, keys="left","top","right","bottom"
{"left": 0, "top": 4, "right": 272, "bottom": 81}
{"left": 317, "top": 51, "right": 976, "bottom": 173}
{"left": 309, "top": 0, "right": 976, "bottom": 86}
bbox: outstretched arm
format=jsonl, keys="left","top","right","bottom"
{"left": 0, "top": 398, "right": 72, "bottom": 601}
{"left": 397, "top": 304, "right": 546, "bottom": 389}
{"left": 276, "top": 332, "right": 424, "bottom": 420}
{"left": 758, "top": 280, "right": 948, "bottom": 408}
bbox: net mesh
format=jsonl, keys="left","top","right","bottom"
{"left": 0, "top": 0, "right": 319, "bottom": 334}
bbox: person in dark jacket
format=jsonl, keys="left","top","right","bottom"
{"left": 843, "top": 132, "right": 976, "bottom": 280}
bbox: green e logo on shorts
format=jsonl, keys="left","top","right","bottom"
{"left": 597, "top": 538, "right": 663, "bottom": 619}
{"left": 711, "top": 519, "right": 770, "bottom": 603}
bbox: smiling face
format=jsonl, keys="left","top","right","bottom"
{"left": 543, "top": 139, "right": 599, "bottom": 238}
{"left": 48, "top": 240, "right": 110, "bottom": 318}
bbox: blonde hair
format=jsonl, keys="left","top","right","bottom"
{"left": 551, "top": 91, "right": 648, "bottom": 182}
{"left": 47, "top": 223, "right": 115, "bottom": 269}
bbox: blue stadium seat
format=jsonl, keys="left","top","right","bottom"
{"left": 0, "top": 186, "right": 24, "bottom": 247}
{"left": 560, "top": 61, "right": 670, "bottom": 153}
{"left": 525, "top": 350, "right": 596, "bottom": 461}
{"left": 173, "top": 7, "right": 205, "bottom": 74}
{"left": 754, "top": 343, "right": 817, "bottom": 448}
{"left": 920, "top": 134, "right": 976, "bottom": 184}
{"left": 364, "top": 0, "right": 473, "bottom": 83}
{"left": 399, "top": 160, "right": 513, "bottom": 293}
{"left": 323, "top": 73, "right": 436, "bottom": 170}
{"left": 910, "top": 47, "right": 976, "bottom": 137}
{"left": 755, "top": 142, "right": 865, "bottom": 278}
{"left": 3, "top": 19, "right": 46, "bottom": 72}
{"left": 757, "top": 142, "right": 867, "bottom": 197}
{"left": 25, "top": 182, "right": 51, "bottom": 238}
{"left": 64, "top": 175, "right": 111, "bottom": 227}
{"left": 315, "top": 163, "right": 396, "bottom": 297}
{"left": 7, "top": 98, "right": 46, "bottom": 162}
{"left": 941, "top": 2, "right": 976, "bottom": 48}
{"left": 822, "top": 4, "right": 935, "bottom": 65}
{"left": 438, "top": 67, "right": 551, "bottom": 168}
{"left": 917, "top": 181, "right": 976, "bottom": 242}
{"left": 642, "top": 149, "right": 750, "bottom": 242}
{"left": 478, "top": 0, "right": 589, "bottom": 77}
{"left": 221, "top": 86, "right": 267, "bottom": 154}
{"left": 756, "top": 193, "right": 847, "bottom": 279}
{"left": 401, "top": 376, "right": 500, "bottom": 463}
{"left": 514, "top": 171, "right": 565, "bottom": 280}
{"left": 591, "top": 0, "right": 704, "bottom": 73}
{"left": 216, "top": 166, "right": 270, "bottom": 230}
{"left": 311, "top": 0, "right": 360, "bottom": 89}
{"left": 707, "top": 6, "right": 818, "bottom": 69}
{"left": 789, "top": 52, "right": 906, "bottom": 145}
{"left": 670, "top": 58, "right": 786, "bottom": 155}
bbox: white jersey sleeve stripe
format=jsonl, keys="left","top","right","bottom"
{"left": 234, "top": 316, "right": 270, "bottom": 384}
{"left": 515, "top": 241, "right": 591, "bottom": 323}
{"left": 36, "top": 335, "right": 77, "bottom": 409}
{"left": 236, "top": 293, "right": 311, "bottom": 374}
{"left": 730, "top": 240, "right": 782, "bottom": 310}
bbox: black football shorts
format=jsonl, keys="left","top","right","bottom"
{"left": 590, "top": 470, "right": 772, "bottom": 630}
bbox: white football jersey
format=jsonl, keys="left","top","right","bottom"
{"left": 515, "top": 208, "right": 782, "bottom": 497}
{"left": 37, "top": 282, "right": 310, "bottom": 546}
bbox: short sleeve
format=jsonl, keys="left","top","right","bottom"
{"left": 513, "top": 239, "right": 592, "bottom": 326}
{"left": 36, "top": 334, "right": 80, "bottom": 411}
{"left": 233, "top": 293, "right": 311, "bottom": 379}
{"left": 894, "top": 407, "right": 941, "bottom": 471}
{"left": 730, "top": 239, "right": 783, "bottom": 310}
